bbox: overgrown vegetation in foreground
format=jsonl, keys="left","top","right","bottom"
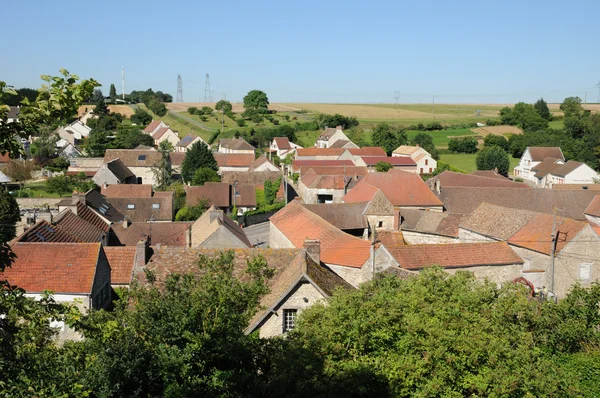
{"left": 3, "top": 259, "right": 600, "bottom": 397}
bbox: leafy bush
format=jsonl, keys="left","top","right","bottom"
{"left": 264, "top": 178, "right": 281, "bottom": 205}
{"left": 476, "top": 145, "right": 510, "bottom": 176}
{"left": 272, "top": 119, "right": 279, "bottom": 125}
{"left": 483, "top": 134, "right": 509, "bottom": 151}
{"left": 236, "top": 118, "right": 246, "bottom": 127}
{"left": 242, "top": 201, "right": 285, "bottom": 217}
{"left": 187, "top": 107, "right": 198, "bottom": 115}
{"left": 448, "top": 137, "right": 478, "bottom": 153}
{"left": 131, "top": 108, "right": 153, "bottom": 125}
{"left": 207, "top": 130, "right": 220, "bottom": 145}
{"left": 375, "top": 162, "right": 392, "bottom": 172}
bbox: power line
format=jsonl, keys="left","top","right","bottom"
{"left": 176, "top": 74, "right": 183, "bottom": 102}
{"left": 204, "top": 73, "right": 212, "bottom": 102}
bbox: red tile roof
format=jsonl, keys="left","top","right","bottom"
{"left": 169, "top": 152, "right": 186, "bottom": 166}
{"left": 101, "top": 184, "right": 153, "bottom": 198}
{"left": 111, "top": 222, "right": 191, "bottom": 246}
{"left": 296, "top": 147, "right": 345, "bottom": 157}
{"left": 527, "top": 147, "right": 564, "bottom": 162}
{"left": 143, "top": 120, "right": 161, "bottom": 133}
{"left": 54, "top": 210, "right": 106, "bottom": 242}
{"left": 103, "top": 246, "right": 136, "bottom": 285}
{"left": 508, "top": 213, "right": 587, "bottom": 255}
{"left": 344, "top": 173, "right": 443, "bottom": 207}
{"left": 5, "top": 243, "right": 102, "bottom": 293}
{"left": 389, "top": 242, "right": 523, "bottom": 270}
{"left": 15, "top": 219, "right": 81, "bottom": 243}
{"left": 428, "top": 171, "right": 530, "bottom": 189}
{"left": 299, "top": 165, "right": 368, "bottom": 177}
{"left": 214, "top": 153, "right": 255, "bottom": 168}
{"left": 348, "top": 147, "right": 386, "bottom": 157}
{"left": 292, "top": 159, "right": 354, "bottom": 173}
{"left": 585, "top": 196, "right": 600, "bottom": 217}
{"left": 152, "top": 126, "right": 171, "bottom": 140}
{"left": 270, "top": 201, "right": 371, "bottom": 268}
{"left": 186, "top": 183, "right": 230, "bottom": 207}
{"left": 274, "top": 137, "right": 291, "bottom": 150}
{"left": 360, "top": 156, "right": 417, "bottom": 166}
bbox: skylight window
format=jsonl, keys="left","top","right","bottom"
{"left": 127, "top": 204, "right": 135, "bottom": 210}
{"left": 138, "top": 155, "right": 146, "bottom": 161}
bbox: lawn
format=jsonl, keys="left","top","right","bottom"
{"left": 548, "top": 120, "right": 565, "bottom": 129}
{"left": 406, "top": 129, "right": 478, "bottom": 148}
{"left": 295, "top": 130, "right": 321, "bottom": 148}
{"left": 19, "top": 181, "right": 62, "bottom": 198}
{"left": 140, "top": 105, "right": 214, "bottom": 142}
{"left": 440, "top": 153, "right": 520, "bottom": 173}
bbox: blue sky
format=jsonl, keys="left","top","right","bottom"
{"left": 2, "top": 0, "right": 599, "bottom": 104}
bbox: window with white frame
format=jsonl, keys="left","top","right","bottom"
{"left": 152, "top": 203, "right": 160, "bottom": 209}
{"left": 127, "top": 204, "right": 135, "bottom": 210}
{"left": 579, "top": 263, "right": 592, "bottom": 281}
{"left": 282, "top": 309, "right": 297, "bottom": 333}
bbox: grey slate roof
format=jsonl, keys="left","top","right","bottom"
{"left": 106, "top": 159, "right": 134, "bottom": 181}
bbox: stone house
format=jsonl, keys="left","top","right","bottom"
{"left": 185, "top": 182, "right": 256, "bottom": 215}
{"left": 329, "top": 139, "right": 359, "bottom": 149}
{"left": 152, "top": 127, "right": 180, "bottom": 148}
{"left": 55, "top": 120, "right": 92, "bottom": 146}
{"left": 104, "top": 149, "right": 163, "bottom": 185}
{"left": 176, "top": 135, "right": 206, "bottom": 152}
{"left": 143, "top": 120, "right": 168, "bottom": 135}
{"left": 458, "top": 202, "right": 600, "bottom": 298}
{"left": 295, "top": 147, "right": 345, "bottom": 160}
{"left": 270, "top": 137, "right": 302, "bottom": 158}
{"left": 269, "top": 201, "right": 397, "bottom": 288}
{"left": 585, "top": 196, "right": 600, "bottom": 225}
{"left": 400, "top": 208, "right": 463, "bottom": 244}
{"left": 291, "top": 159, "right": 354, "bottom": 174}
{"left": 297, "top": 166, "right": 366, "bottom": 204}
{"left": 218, "top": 138, "right": 255, "bottom": 154}
{"left": 392, "top": 145, "right": 437, "bottom": 175}
{"left": 110, "top": 221, "right": 192, "bottom": 247}
{"left": 190, "top": 205, "right": 252, "bottom": 248}
{"left": 101, "top": 184, "right": 174, "bottom": 222}
{"left": 66, "top": 157, "right": 104, "bottom": 178}
{"left": 248, "top": 155, "right": 279, "bottom": 172}
{"left": 214, "top": 153, "right": 255, "bottom": 173}
{"left": 316, "top": 126, "right": 350, "bottom": 148}
{"left": 513, "top": 147, "right": 564, "bottom": 182}
{"left": 92, "top": 158, "right": 136, "bottom": 186}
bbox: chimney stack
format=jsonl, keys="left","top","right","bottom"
{"left": 336, "top": 125, "right": 342, "bottom": 131}
{"left": 303, "top": 239, "right": 320, "bottom": 264}
{"left": 122, "top": 218, "right": 130, "bottom": 229}
{"left": 393, "top": 208, "right": 401, "bottom": 231}
{"left": 135, "top": 238, "right": 150, "bottom": 270}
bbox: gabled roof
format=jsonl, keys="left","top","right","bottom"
{"left": 531, "top": 157, "right": 564, "bottom": 178}
{"left": 108, "top": 194, "right": 174, "bottom": 222}
{"left": 101, "top": 184, "right": 153, "bottom": 198}
{"left": 177, "top": 135, "right": 200, "bottom": 147}
{"left": 348, "top": 147, "right": 387, "bottom": 157}
{"left": 5, "top": 243, "right": 102, "bottom": 294}
{"left": 104, "top": 149, "right": 162, "bottom": 168}
{"left": 292, "top": 159, "right": 354, "bottom": 172}
{"left": 82, "top": 190, "right": 122, "bottom": 226}
{"left": 437, "top": 187, "right": 599, "bottom": 220}
{"left": 427, "top": 171, "right": 529, "bottom": 189}
{"left": 15, "top": 219, "right": 81, "bottom": 243}
{"left": 54, "top": 209, "right": 106, "bottom": 242}
{"left": 152, "top": 126, "right": 175, "bottom": 140}
{"left": 318, "top": 126, "right": 342, "bottom": 140}
{"left": 295, "top": 147, "right": 345, "bottom": 157}
{"left": 219, "top": 138, "right": 255, "bottom": 151}
{"left": 548, "top": 161, "right": 588, "bottom": 178}
{"left": 459, "top": 203, "right": 538, "bottom": 240}
{"left": 344, "top": 173, "right": 443, "bottom": 207}
{"left": 469, "top": 170, "right": 508, "bottom": 180}
{"left": 143, "top": 120, "right": 162, "bottom": 133}
{"left": 214, "top": 153, "right": 255, "bottom": 168}
{"left": 377, "top": 231, "right": 405, "bottom": 248}
{"left": 328, "top": 139, "right": 353, "bottom": 148}
{"left": 389, "top": 242, "right": 523, "bottom": 270}
{"left": 186, "top": 183, "right": 231, "bottom": 207}
{"left": 248, "top": 155, "right": 278, "bottom": 172}
{"left": 527, "top": 147, "right": 564, "bottom": 162}
{"left": 273, "top": 137, "right": 291, "bottom": 149}
{"left": 584, "top": 196, "right": 600, "bottom": 217}
{"left": 221, "top": 171, "right": 281, "bottom": 188}
{"left": 508, "top": 214, "right": 587, "bottom": 255}
{"left": 110, "top": 222, "right": 191, "bottom": 246}
{"left": 270, "top": 201, "right": 371, "bottom": 268}
{"left": 103, "top": 246, "right": 136, "bottom": 285}
{"left": 400, "top": 209, "right": 463, "bottom": 238}
{"left": 169, "top": 152, "right": 186, "bottom": 166}
{"left": 360, "top": 156, "right": 417, "bottom": 166}
{"left": 233, "top": 184, "right": 257, "bottom": 207}
{"left": 301, "top": 202, "right": 369, "bottom": 230}
{"left": 393, "top": 145, "right": 421, "bottom": 155}
{"left": 299, "top": 165, "right": 368, "bottom": 177}
{"left": 104, "top": 158, "right": 135, "bottom": 181}
{"left": 301, "top": 173, "right": 351, "bottom": 190}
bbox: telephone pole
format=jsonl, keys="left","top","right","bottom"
{"left": 550, "top": 207, "right": 564, "bottom": 296}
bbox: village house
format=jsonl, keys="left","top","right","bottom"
{"left": 513, "top": 147, "right": 564, "bottom": 182}
{"left": 152, "top": 126, "right": 180, "bottom": 148}
{"left": 103, "top": 246, "right": 138, "bottom": 288}
{"left": 392, "top": 145, "right": 437, "bottom": 175}
{"left": 529, "top": 157, "right": 600, "bottom": 187}
{"left": 316, "top": 126, "right": 350, "bottom": 148}
{"left": 56, "top": 139, "right": 82, "bottom": 159}
{"left": 458, "top": 202, "right": 600, "bottom": 298}
{"left": 55, "top": 120, "right": 92, "bottom": 146}
{"left": 101, "top": 184, "right": 174, "bottom": 222}
{"left": 387, "top": 242, "right": 524, "bottom": 283}
{"left": 343, "top": 172, "right": 444, "bottom": 212}
{"left": 134, "top": 245, "right": 351, "bottom": 338}
{"left": 92, "top": 158, "right": 136, "bottom": 186}
{"left": 143, "top": 120, "right": 168, "bottom": 135}
{"left": 269, "top": 201, "right": 397, "bottom": 288}
{"left": 427, "top": 170, "right": 531, "bottom": 191}
{"left": 339, "top": 147, "right": 387, "bottom": 160}
{"left": 190, "top": 205, "right": 252, "bottom": 248}
{"left": 4, "top": 242, "right": 112, "bottom": 340}
{"left": 57, "top": 190, "right": 121, "bottom": 226}
{"left": 585, "top": 196, "right": 600, "bottom": 225}
{"left": 214, "top": 153, "right": 256, "bottom": 173}
{"left": 291, "top": 159, "right": 355, "bottom": 174}
{"left": 400, "top": 208, "right": 463, "bottom": 244}
{"left": 270, "top": 137, "right": 302, "bottom": 158}
{"left": 66, "top": 157, "right": 104, "bottom": 178}
{"left": 295, "top": 147, "right": 345, "bottom": 161}
{"left": 248, "top": 155, "right": 279, "bottom": 172}
{"left": 176, "top": 135, "right": 206, "bottom": 152}
{"left": 298, "top": 166, "right": 367, "bottom": 204}
{"left": 221, "top": 170, "right": 281, "bottom": 189}
{"left": 328, "top": 139, "right": 359, "bottom": 149}
{"left": 185, "top": 182, "right": 257, "bottom": 214}
{"left": 355, "top": 156, "right": 418, "bottom": 173}
{"left": 218, "top": 138, "right": 256, "bottom": 154}
{"left": 104, "top": 149, "right": 163, "bottom": 185}
{"left": 169, "top": 152, "right": 185, "bottom": 177}
{"left": 110, "top": 221, "right": 192, "bottom": 247}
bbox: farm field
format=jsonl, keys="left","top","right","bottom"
{"left": 77, "top": 104, "right": 135, "bottom": 118}
{"left": 406, "top": 128, "right": 477, "bottom": 148}
{"left": 440, "top": 153, "right": 520, "bottom": 173}
{"left": 471, "top": 125, "right": 523, "bottom": 137}
{"left": 167, "top": 102, "right": 302, "bottom": 113}
{"left": 178, "top": 110, "right": 306, "bottom": 133}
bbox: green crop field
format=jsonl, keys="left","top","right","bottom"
{"left": 440, "top": 153, "right": 520, "bottom": 173}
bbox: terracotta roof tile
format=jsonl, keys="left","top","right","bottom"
{"left": 54, "top": 210, "right": 106, "bottom": 242}
{"left": 360, "top": 156, "right": 417, "bottom": 166}
{"left": 469, "top": 170, "right": 508, "bottom": 180}
{"left": 585, "top": 196, "right": 600, "bottom": 217}
{"left": 214, "top": 153, "right": 255, "bottom": 167}
{"left": 527, "top": 147, "right": 564, "bottom": 162}
{"left": 389, "top": 242, "right": 523, "bottom": 270}
{"left": 301, "top": 202, "right": 369, "bottom": 230}
{"left": 101, "top": 184, "right": 153, "bottom": 198}
{"left": 169, "top": 152, "right": 186, "bottom": 166}
{"left": 143, "top": 120, "right": 161, "bottom": 133}
{"left": 377, "top": 230, "right": 405, "bottom": 248}
{"left": 428, "top": 171, "right": 530, "bottom": 189}
{"left": 219, "top": 138, "right": 255, "bottom": 151}
{"left": 296, "top": 147, "right": 345, "bottom": 157}
{"left": 104, "top": 149, "right": 162, "bottom": 168}
{"left": 400, "top": 209, "right": 463, "bottom": 238}
{"left": 552, "top": 184, "right": 600, "bottom": 190}
{"left": 348, "top": 147, "right": 386, "bottom": 157}
{"left": 234, "top": 184, "right": 257, "bottom": 207}
{"left": 299, "top": 165, "right": 368, "bottom": 177}
{"left": 508, "top": 213, "right": 586, "bottom": 255}
{"left": 459, "top": 203, "right": 538, "bottom": 240}
{"left": 270, "top": 201, "right": 371, "bottom": 268}
{"left": 5, "top": 243, "right": 102, "bottom": 293}
{"left": 103, "top": 246, "right": 136, "bottom": 285}
{"left": 111, "top": 222, "right": 191, "bottom": 246}
{"left": 186, "top": 183, "right": 230, "bottom": 207}
{"left": 292, "top": 159, "right": 354, "bottom": 173}
{"left": 152, "top": 127, "right": 170, "bottom": 140}
{"left": 221, "top": 171, "right": 280, "bottom": 188}
{"left": 273, "top": 137, "right": 291, "bottom": 149}
{"left": 15, "top": 219, "right": 81, "bottom": 243}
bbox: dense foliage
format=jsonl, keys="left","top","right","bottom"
{"left": 371, "top": 123, "right": 407, "bottom": 155}
{"left": 314, "top": 113, "right": 360, "bottom": 130}
{"left": 483, "top": 134, "right": 509, "bottom": 151}
{"left": 500, "top": 101, "right": 549, "bottom": 131}
{"left": 130, "top": 108, "right": 152, "bottom": 125}
{"left": 264, "top": 177, "right": 281, "bottom": 205}
{"left": 46, "top": 174, "right": 96, "bottom": 197}
{"left": 243, "top": 90, "right": 269, "bottom": 117}
{"left": 375, "top": 161, "right": 392, "bottom": 172}
{"left": 410, "top": 133, "right": 439, "bottom": 160}
{"left": 476, "top": 145, "right": 510, "bottom": 176}
{"left": 181, "top": 141, "right": 218, "bottom": 183}
{"left": 152, "top": 141, "right": 173, "bottom": 190}
{"left": 192, "top": 167, "right": 220, "bottom": 186}
{"left": 448, "top": 136, "right": 478, "bottom": 153}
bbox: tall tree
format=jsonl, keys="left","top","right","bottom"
{"left": 109, "top": 83, "right": 117, "bottom": 102}
{"left": 181, "top": 141, "right": 218, "bottom": 183}
{"left": 91, "top": 88, "right": 104, "bottom": 102}
{"left": 192, "top": 168, "right": 220, "bottom": 186}
{"left": 243, "top": 90, "right": 269, "bottom": 116}
{"left": 476, "top": 145, "right": 510, "bottom": 175}
{"left": 215, "top": 100, "right": 233, "bottom": 114}
{"left": 534, "top": 98, "right": 552, "bottom": 120}
{"left": 152, "top": 141, "right": 174, "bottom": 190}
{"left": 410, "top": 133, "right": 439, "bottom": 160}
{"left": 371, "top": 123, "right": 407, "bottom": 155}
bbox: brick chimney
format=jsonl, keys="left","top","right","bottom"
{"left": 135, "top": 238, "right": 150, "bottom": 270}
{"left": 393, "top": 208, "right": 401, "bottom": 230}
{"left": 303, "top": 239, "right": 320, "bottom": 264}
{"left": 122, "top": 218, "right": 130, "bottom": 229}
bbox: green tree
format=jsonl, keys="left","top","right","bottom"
{"left": 109, "top": 83, "right": 117, "bottom": 102}
{"left": 192, "top": 167, "right": 220, "bottom": 185}
{"left": 371, "top": 123, "right": 407, "bottom": 155}
{"left": 243, "top": 90, "right": 269, "bottom": 116}
{"left": 91, "top": 88, "right": 104, "bottom": 102}
{"left": 187, "top": 106, "right": 198, "bottom": 114}
{"left": 264, "top": 177, "right": 281, "bottom": 205}
{"left": 85, "top": 129, "right": 111, "bottom": 156}
{"left": 375, "top": 162, "right": 392, "bottom": 172}
{"left": 215, "top": 100, "right": 233, "bottom": 114}
{"left": 0, "top": 188, "right": 19, "bottom": 243}
{"left": 476, "top": 145, "right": 510, "bottom": 176}
{"left": 111, "top": 129, "right": 154, "bottom": 149}
{"left": 410, "top": 133, "right": 439, "bottom": 160}
{"left": 560, "top": 96, "right": 585, "bottom": 118}
{"left": 483, "top": 134, "right": 509, "bottom": 151}
{"left": 181, "top": 141, "right": 218, "bottom": 183}
{"left": 448, "top": 137, "right": 478, "bottom": 153}
{"left": 500, "top": 102, "right": 548, "bottom": 131}
{"left": 46, "top": 175, "right": 74, "bottom": 197}
{"left": 0, "top": 82, "right": 26, "bottom": 159}
{"left": 175, "top": 201, "right": 208, "bottom": 221}
{"left": 131, "top": 108, "right": 152, "bottom": 125}
{"left": 534, "top": 98, "right": 552, "bottom": 120}
{"left": 152, "top": 141, "right": 173, "bottom": 190}
{"left": 200, "top": 106, "right": 213, "bottom": 115}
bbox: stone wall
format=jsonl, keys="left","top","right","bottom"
{"left": 403, "top": 231, "right": 458, "bottom": 245}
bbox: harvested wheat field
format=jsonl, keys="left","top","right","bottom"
{"left": 288, "top": 103, "right": 434, "bottom": 119}
{"left": 77, "top": 105, "right": 135, "bottom": 118}
{"left": 472, "top": 125, "right": 523, "bottom": 137}
{"left": 166, "top": 102, "right": 302, "bottom": 113}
